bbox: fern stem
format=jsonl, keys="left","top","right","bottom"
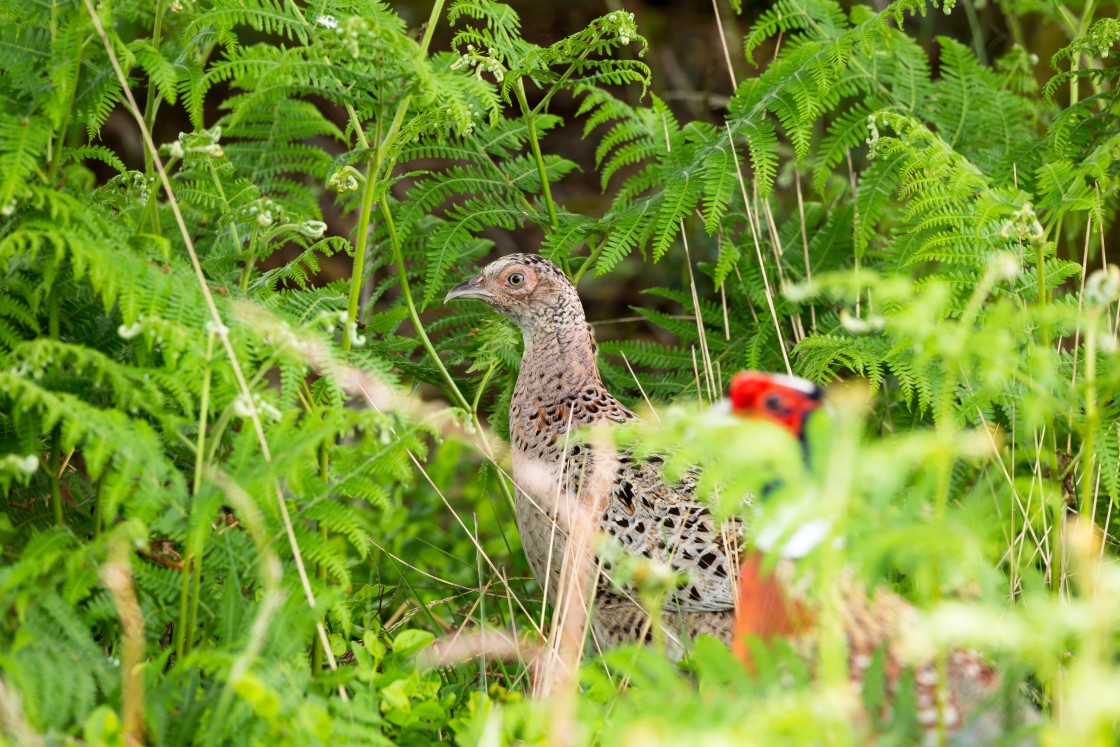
{"left": 179, "top": 330, "right": 214, "bottom": 661}
{"left": 469, "top": 138, "right": 546, "bottom": 222}
{"left": 92, "top": 473, "right": 103, "bottom": 539}
{"left": 1079, "top": 314, "right": 1099, "bottom": 520}
{"left": 46, "top": 39, "right": 86, "bottom": 186}
{"left": 372, "top": 0, "right": 446, "bottom": 166}
{"left": 1061, "top": 0, "right": 1099, "bottom": 108}
{"left": 529, "top": 35, "right": 599, "bottom": 119}
{"left": 343, "top": 165, "right": 378, "bottom": 353}
{"left": 205, "top": 159, "right": 245, "bottom": 281}
{"left": 48, "top": 276, "right": 64, "bottom": 527}
{"left": 310, "top": 619, "right": 324, "bottom": 675}
{"left": 519, "top": 89, "right": 559, "bottom": 228}
{"left": 48, "top": 280, "right": 60, "bottom": 340}
{"left": 379, "top": 194, "right": 471, "bottom": 411}
{"left": 572, "top": 236, "right": 609, "bottom": 286}
{"left": 342, "top": 0, "right": 446, "bottom": 349}
{"left": 188, "top": 551, "right": 202, "bottom": 653}
{"left": 470, "top": 362, "right": 497, "bottom": 414}
{"left": 284, "top": 0, "right": 307, "bottom": 24}
{"left": 816, "top": 397, "right": 859, "bottom": 690}
{"left": 175, "top": 552, "right": 191, "bottom": 661}
{"left": 49, "top": 427, "right": 64, "bottom": 528}
{"left": 1036, "top": 238, "right": 1051, "bottom": 346}
{"left": 194, "top": 332, "right": 213, "bottom": 496}
{"left": 515, "top": 81, "right": 561, "bottom": 265}
{"left": 240, "top": 224, "right": 262, "bottom": 292}
{"left": 338, "top": 103, "right": 384, "bottom": 355}
{"left": 471, "top": 362, "right": 499, "bottom": 414}
{"left": 311, "top": 442, "right": 329, "bottom": 678}
{"left": 960, "top": 0, "right": 988, "bottom": 66}
{"left": 142, "top": 0, "right": 169, "bottom": 174}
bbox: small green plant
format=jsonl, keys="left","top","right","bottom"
{"left": 1, "top": 0, "right": 1119, "bottom": 744}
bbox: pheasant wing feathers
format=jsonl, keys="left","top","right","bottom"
{"left": 565, "top": 445, "right": 742, "bottom": 613}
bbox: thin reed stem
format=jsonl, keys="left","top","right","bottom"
{"left": 379, "top": 195, "right": 471, "bottom": 411}
{"left": 103, "top": 544, "right": 145, "bottom": 747}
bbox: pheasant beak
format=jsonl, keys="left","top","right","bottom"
{"left": 444, "top": 275, "right": 494, "bottom": 304}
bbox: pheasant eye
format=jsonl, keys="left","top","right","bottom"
{"left": 508, "top": 272, "right": 525, "bottom": 286}
{"left": 763, "top": 393, "right": 785, "bottom": 413}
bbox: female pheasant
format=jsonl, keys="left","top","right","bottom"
{"left": 445, "top": 253, "right": 742, "bottom": 657}
{"left": 445, "top": 254, "right": 1028, "bottom": 741}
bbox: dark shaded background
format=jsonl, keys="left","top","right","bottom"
{"left": 97, "top": 0, "right": 1078, "bottom": 345}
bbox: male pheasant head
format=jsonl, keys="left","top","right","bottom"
{"left": 728, "top": 371, "right": 824, "bottom": 440}
{"left": 443, "top": 253, "right": 584, "bottom": 335}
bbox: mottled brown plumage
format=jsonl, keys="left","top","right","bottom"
{"left": 446, "top": 254, "right": 1031, "bottom": 741}
{"left": 445, "top": 254, "right": 740, "bottom": 657}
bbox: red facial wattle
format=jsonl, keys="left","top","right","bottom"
{"left": 728, "top": 371, "right": 823, "bottom": 439}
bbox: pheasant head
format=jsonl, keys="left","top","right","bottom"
{"left": 445, "top": 254, "right": 601, "bottom": 389}
{"left": 444, "top": 253, "right": 583, "bottom": 333}
{"left": 727, "top": 370, "right": 829, "bottom": 560}
{"left": 728, "top": 371, "right": 823, "bottom": 440}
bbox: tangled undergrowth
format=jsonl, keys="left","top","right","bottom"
{"left": 1, "top": 0, "right": 1119, "bottom": 744}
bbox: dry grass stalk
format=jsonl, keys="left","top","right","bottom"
{"left": 102, "top": 543, "right": 145, "bottom": 747}
{"left": 724, "top": 123, "right": 793, "bottom": 375}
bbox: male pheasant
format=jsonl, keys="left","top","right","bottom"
{"left": 445, "top": 254, "right": 1028, "bottom": 741}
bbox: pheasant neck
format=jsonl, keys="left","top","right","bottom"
{"left": 731, "top": 552, "right": 813, "bottom": 669}
{"left": 514, "top": 322, "right": 601, "bottom": 406}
